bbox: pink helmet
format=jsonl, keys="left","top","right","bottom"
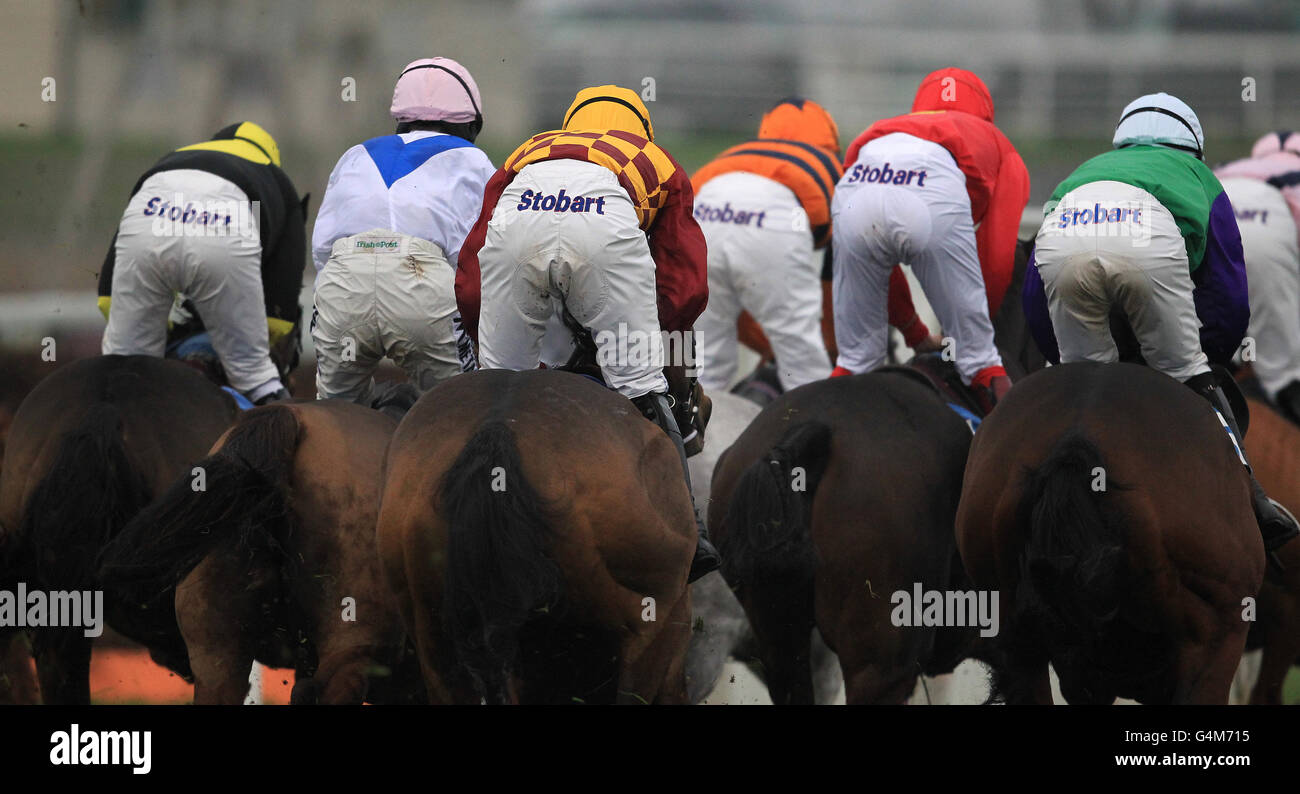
{"left": 390, "top": 57, "right": 482, "bottom": 124}
{"left": 1251, "top": 130, "right": 1300, "bottom": 159}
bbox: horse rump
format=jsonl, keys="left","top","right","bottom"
{"left": 98, "top": 404, "right": 301, "bottom": 605}
{"left": 438, "top": 420, "right": 562, "bottom": 704}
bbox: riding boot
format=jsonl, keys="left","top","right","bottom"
{"left": 251, "top": 385, "right": 291, "bottom": 406}
{"left": 1186, "top": 373, "right": 1300, "bottom": 552}
{"left": 1275, "top": 380, "right": 1300, "bottom": 428}
{"left": 630, "top": 391, "right": 722, "bottom": 583}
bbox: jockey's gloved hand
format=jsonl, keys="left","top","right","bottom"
{"left": 913, "top": 333, "right": 947, "bottom": 354}
{"left": 971, "top": 366, "right": 1011, "bottom": 416}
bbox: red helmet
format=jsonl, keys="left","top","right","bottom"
{"left": 911, "top": 67, "right": 995, "bottom": 123}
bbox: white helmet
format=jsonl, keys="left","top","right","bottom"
{"left": 1113, "top": 92, "right": 1204, "bottom": 160}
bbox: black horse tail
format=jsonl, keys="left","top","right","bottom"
{"left": 717, "top": 423, "right": 826, "bottom": 665}
{"left": 22, "top": 403, "right": 151, "bottom": 591}
{"left": 1001, "top": 433, "right": 1131, "bottom": 701}
{"left": 439, "top": 421, "right": 561, "bottom": 704}
{"left": 98, "top": 405, "right": 300, "bottom": 604}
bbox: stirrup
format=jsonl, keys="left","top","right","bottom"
{"left": 1263, "top": 497, "right": 1300, "bottom": 551}
{"left": 688, "top": 535, "right": 721, "bottom": 583}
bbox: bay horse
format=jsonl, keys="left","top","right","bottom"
{"left": 377, "top": 368, "right": 695, "bottom": 704}
{"left": 99, "top": 400, "right": 422, "bottom": 704}
{"left": 708, "top": 369, "right": 976, "bottom": 704}
{"left": 683, "top": 391, "right": 842, "bottom": 703}
{"left": 0, "top": 355, "right": 237, "bottom": 703}
{"left": 957, "top": 362, "right": 1263, "bottom": 704}
{"left": 1237, "top": 396, "right": 1300, "bottom": 704}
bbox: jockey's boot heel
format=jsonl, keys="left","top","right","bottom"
{"left": 631, "top": 391, "right": 722, "bottom": 583}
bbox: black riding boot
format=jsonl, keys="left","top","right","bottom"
{"left": 1275, "top": 380, "right": 1300, "bottom": 428}
{"left": 1186, "top": 373, "right": 1299, "bottom": 551}
{"left": 631, "top": 391, "right": 722, "bottom": 583}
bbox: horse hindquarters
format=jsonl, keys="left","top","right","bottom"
{"left": 718, "top": 422, "right": 832, "bottom": 705}
{"left": 100, "top": 405, "right": 302, "bottom": 704}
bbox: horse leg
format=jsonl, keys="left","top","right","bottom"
{"left": 1249, "top": 642, "right": 1295, "bottom": 705}
{"left": 0, "top": 631, "right": 38, "bottom": 704}
{"left": 175, "top": 558, "right": 258, "bottom": 705}
{"left": 645, "top": 594, "right": 693, "bottom": 705}
{"left": 991, "top": 647, "right": 1053, "bottom": 705}
{"left": 311, "top": 641, "right": 382, "bottom": 705}
{"left": 841, "top": 662, "right": 917, "bottom": 705}
{"left": 31, "top": 627, "right": 92, "bottom": 704}
{"left": 1173, "top": 629, "right": 1248, "bottom": 705}
{"left": 745, "top": 607, "right": 814, "bottom": 705}
{"left": 407, "top": 580, "right": 470, "bottom": 705}
{"left": 614, "top": 594, "right": 690, "bottom": 705}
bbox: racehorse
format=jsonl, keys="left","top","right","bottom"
{"left": 708, "top": 370, "right": 976, "bottom": 704}
{"left": 683, "top": 390, "right": 843, "bottom": 703}
{"left": 957, "top": 362, "right": 1263, "bottom": 704}
{"left": 377, "top": 368, "right": 695, "bottom": 704}
{"left": 1237, "top": 396, "right": 1300, "bottom": 704}
{"left": 0, "top": 355, "right": 237, "bottom": 703}
{"left": 99, "top": 400, "right": 422, "bottom": 705}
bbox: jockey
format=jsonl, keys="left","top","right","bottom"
{"left": 1215, "top": 132, "right": 1300, "bottom": 423}
{"left": 831, "top": 67, "right": 1030, "bottom": 414}
{"left": 311, "top": 57, "right": 495, "bottom": 406}
{"left": 691, "top": 97, "right": 843, "bottom": 392}
{"left": 1023, "top": 93, "right": 1299, "bottom": 552}
{"left": 456, "top": 85, "right": 719, "bottom": 582}
{"left": 99, "top": 122, "right": 304, "bottom": 405}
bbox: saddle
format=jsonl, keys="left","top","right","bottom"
{"left": 903, "top": 353, "right": 990, "bottom": 428}
{"left": 165, "top": 298, "right": 301, "bottom": 386}
{"left": 1110, "top": 310, "right": 1250, "bottom": 436}
{"left": 556, "top": 307, "right": 709, "bottom": 454}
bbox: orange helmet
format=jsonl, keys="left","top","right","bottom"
{"left": 757, "top": 97, "right": 840, "bottom": 158}
{"left": 911, "top": 67, "right": 995, "bottom": 123}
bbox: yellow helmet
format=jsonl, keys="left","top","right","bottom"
{"left": 180, "top": 121, "right": 282, "bottom": 167}
{"left": 562, "top": 85, "right": 654, "bottom": 141}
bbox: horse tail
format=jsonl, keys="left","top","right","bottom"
{"left": 439, "top": 421, "right": 560, "bottom": 704}
{"left": 1003, "top": 433, "right": 1129, "bottom": 699}
{"left": 22, "top": 403, "right": 151, "bottom": 590}
{"left": 98, "top": 405, "right": 299, "bottom": 603}
{"left": 718, "top": 421, "right": 832, "bottom": 627}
